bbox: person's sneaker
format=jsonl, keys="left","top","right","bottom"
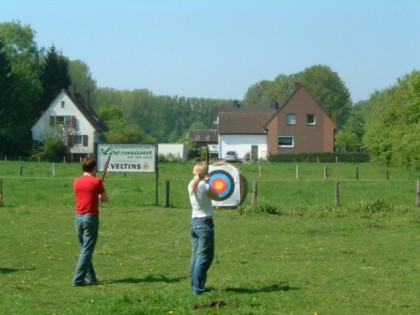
{"left": 193, "top": 287, "right": 211, "bottom": 295}
{"left": 85, "top": 278, "right": 98, "bottom": 285}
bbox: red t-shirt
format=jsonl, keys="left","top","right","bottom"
{"left": 73, "top": 175, "right": 105, "bottom": 217}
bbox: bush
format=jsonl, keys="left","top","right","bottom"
{"left": 269, "top": 152, "right": 370, "bottom": 163}
{"left": 238, "top": 202, "right": 282, "bottom": 215}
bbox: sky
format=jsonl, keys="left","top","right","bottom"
{"left": 1, "top": 0, "right": 420, "bottom": 103}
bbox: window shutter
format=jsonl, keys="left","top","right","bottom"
{"left": 82, "top": 135, "right": 88, "bottom": 146}
{"left": 71, "top": 116, "right": 76, "bottom": 127}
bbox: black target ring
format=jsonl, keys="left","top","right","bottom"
{"left": 208, "top": 170, "right": 235, "bottom": 201}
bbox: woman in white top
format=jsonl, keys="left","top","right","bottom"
{"left": 188, "top": 163, "right": 220, "bottom": 294}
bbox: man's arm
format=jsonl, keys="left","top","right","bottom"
{"left": 99, "top": 192, "right": 109, "bottom": 202}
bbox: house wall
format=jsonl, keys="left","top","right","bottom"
{"left": 266, "top": 87, "right": 335, "bottom": 155}
{"left": 158, "top": 143, "right": 188, "bottom": 161}
{"left": 219, "top": 134, "right": 268, "bottom": 160}
{"left": 31, "top": 91, "right": 97, "bottom": 155}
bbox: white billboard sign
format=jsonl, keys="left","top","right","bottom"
{"left": 97, "top": 144, "right": 156, "bottom": 173}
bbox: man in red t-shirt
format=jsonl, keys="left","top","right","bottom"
{"left": 72, "top": 155, "right": 108, "bottom": 286}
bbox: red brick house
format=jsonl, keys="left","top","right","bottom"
{"left": 264, "top": 84, "right": 336, "bottom": 155}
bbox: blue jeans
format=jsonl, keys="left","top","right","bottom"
{"left": 189, "top": 218, "right": 214, "bottom": 293}
{"left": 73, "top": 214, "right": 99, "bottom": 286}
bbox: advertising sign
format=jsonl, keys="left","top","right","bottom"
{"left": 97, "top": 144, "right": 156, "bottom": 173}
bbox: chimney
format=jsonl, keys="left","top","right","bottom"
{"left": 68, "top": 84, "right": 76, "bottom": 98}
{"left": 84, "top": 90, "right": 90, "bottom": 108}
{"left": 233, "top": 100, "right": 241, "bottom": 108}
{"left": 270, "top": 100, "right": 279, "bottom": 110}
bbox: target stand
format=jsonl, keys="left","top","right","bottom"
{"left": 209, "top": 162, "right": 247, "bottom": 208}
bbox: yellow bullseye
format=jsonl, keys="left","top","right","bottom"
{"left": 213, "top": 180, "right": 226, "bottom": 192}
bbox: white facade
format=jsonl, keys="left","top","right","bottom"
{"left": 218, "top": 134, "right": 268, "bottom": 161}
{"left": 158, "top": 143, "right": 188, "bottom": 161}
{"left": 31, "top": 90, "right": 103, "bottom": 155}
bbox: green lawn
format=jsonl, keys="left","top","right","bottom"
{"left": 0, "top": 161, "right": 419, "bottom": 314}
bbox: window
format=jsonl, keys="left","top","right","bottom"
{"left": 72, "top": 135, "right": 88, "bottom": 146}
{"left": 61, "top": 101, "right": 65, "bottom": 108}
{"left": 307, "top": 114, "right": 316, "bottom": 125}
{"left": 286, "top": 114, "right": 296, "bottom": 125}
{"left": 49, "top": 115, "right": 75, "bottom": 127}
{"left": 278, "top": 136, "right": 294, "bottom": 148}
{"left": 73, "top": 135, "right": 83, "bottom": 145}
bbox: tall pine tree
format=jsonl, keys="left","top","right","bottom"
{"left": 38, "top": 45, "right": 71, "bottom": 113}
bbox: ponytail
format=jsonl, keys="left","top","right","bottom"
{"left": 190, "top": 163, "right": 208, "bottom": 195}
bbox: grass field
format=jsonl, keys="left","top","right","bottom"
{"left": 0, "top": 161, "right": 419, "bottom": 314}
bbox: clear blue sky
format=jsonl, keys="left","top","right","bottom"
{"left": 1, "top": 0, "right": 419, "bottom": 103}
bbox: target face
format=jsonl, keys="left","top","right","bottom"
{"left": 208, "top": 170, "right": 235, "bottom": 201}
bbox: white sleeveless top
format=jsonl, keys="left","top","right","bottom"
{"left": 188, "top": 180, "right": 214, "bottom": 218}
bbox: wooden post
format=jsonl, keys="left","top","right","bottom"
{"left": 19, "top": 166, "right": 23, "bottom": 176}
{"left": 417, "top": 181, "right": 420, "bottom": 207}
{"left": 51, "top": 163, "right": 56, "bottom": 176}
{"left": 324, "top": 165, "right": 328, "bottom": 180}
{"left": 164, "top": 180, "right": 170, "bottom": 208}
{"left": 356, "top": 166, "right": 359, "bottom": 180}
{"left": 252, "top": 180, "right": 257, "bottom": 207}
{"left": 386, "top": 170, "right": 389, "bottom": 180}
{"left": 259, "top": 165, "right": 262, "bottom": 179}
{"left": 335, "top": 180, "right": 340, "bottom": 207}
{"left": 296, "top": 164, "right": 299, "bottom": 180}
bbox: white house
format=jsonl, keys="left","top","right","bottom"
{"left": 31, "top": 85, "right": 108, "bottom": 160}
{"left": 214, "top": 97, "right": 281, "bottom": 162}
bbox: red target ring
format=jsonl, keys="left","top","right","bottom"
{"left": 208, "top": 170, "right": 235, "bottom": 201}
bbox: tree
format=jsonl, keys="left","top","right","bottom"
{"left": 243, "top": 65, "right": 352, "bottom": 128}
{"left": 0, "top": 39, "right": 16, "bottom": 156}
{"left": 68, "top": 59, "right": 97, "bottom": 108}
{"left": 98, "top": 105, "right": 155, "bottom": 143}
{"left": 38, "top": 45, "right": 71, "bottom": 113}
{"left": 0, "top": 21, "right": 41, "bottom": 156}
{"left": 363, "top": 71, "right": 420, "bottom": 166}
{"left": 295, "top": 65, "right": 352, "bottom": 128}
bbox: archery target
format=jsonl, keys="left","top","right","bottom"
{"left": 209, "top": 170, "right": 234, "bottom": 201}
{"left": 209, "top": 163, "right": 246, "bottom": 207}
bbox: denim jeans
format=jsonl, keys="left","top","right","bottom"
{"left": 189, "top": 218, "right": 214, "bottom": 293}
{"left": 73, "top": 214, "right": 99, "bottom": 286}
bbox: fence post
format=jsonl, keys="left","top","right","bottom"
{"left": 296, "top": 164, "right": 299, "bottom": 180}
{"left": 19, "top": 166, "right": 23, "bottom": 176}
{"left": 417, "top": 181, "right": 420, "bottom": 207}
{"left": 164, "top": 180, "right": 170, "bottom": 208}
{"left": 259, "top": 165, "right": 262, "bottom": 179}
{"left": 335, "top": 180, "right": 340, "bottom": 207}
{"left": 356, "top": 166, "right": 359, "bottom": 180}
{"left": 324, "top": 165, "right": 328, "bottom": 180}
{"left": 386, "top": 170, "right": 389, "bottom": 180}
{"left": 252, "top": 180, "right": 257, "bottom": 207}
{"left": 52, "top": 163, "right": 56, "bottom": 176}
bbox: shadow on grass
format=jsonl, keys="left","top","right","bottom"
{"left": 224, "top": 282, "right": 298, "bottom": 294}
{"left": 103, "top": 274, "right": 186, "bottom": 285}
{"left": 0, "top": 267, "right": 35, "bottom": 274}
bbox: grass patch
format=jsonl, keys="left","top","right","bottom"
{"left": 0, "top": 161, "right": 419, "bottom": 314}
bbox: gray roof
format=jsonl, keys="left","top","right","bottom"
{"left": 66, "top": 89, "right": 108, "bottom": 132}
{"left": 218, "top": 112, "right": 274, "bottom": 134}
